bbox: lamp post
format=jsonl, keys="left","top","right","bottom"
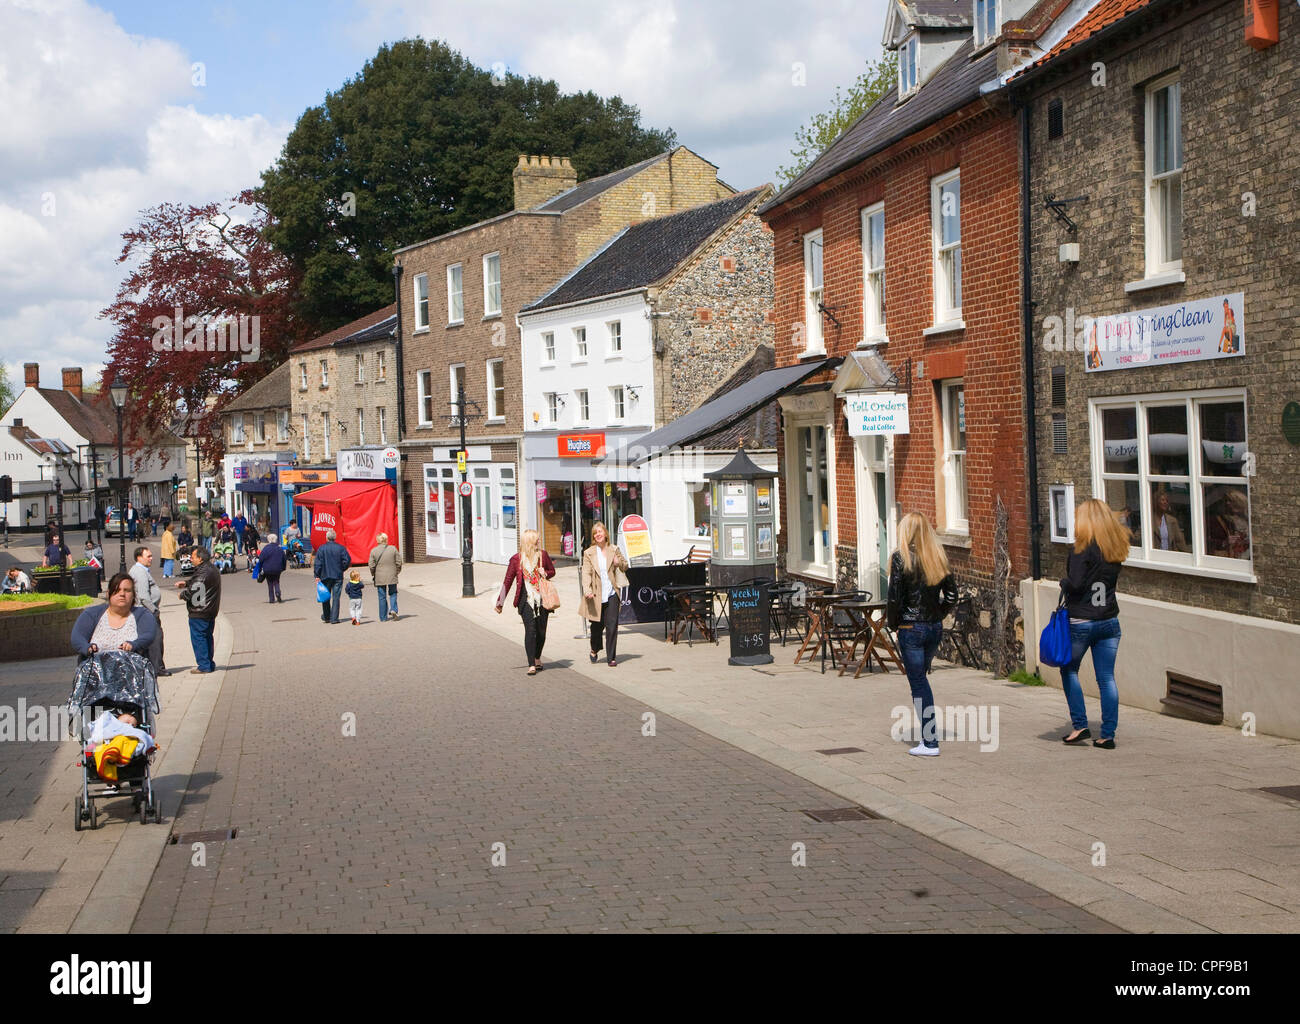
{"left": 455, "top": 384, "right": 475, "bottom": 598}
{"left": 110, "top": 375, "right": 129, "bottom": 572}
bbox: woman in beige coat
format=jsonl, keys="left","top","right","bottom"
{"left": 580, "top": 522, "right": 629, "bottom": 667}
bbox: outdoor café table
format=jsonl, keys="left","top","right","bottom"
{"left": 793, "top": 592, "right": 856, "bottom": 673}
{"left": 835, "top": 600, "right": 905, "bottom": 678}
{"left": 663, "top": 584, "right": 715, "bottom": 645}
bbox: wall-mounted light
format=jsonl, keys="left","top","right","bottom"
{"left": 626, "top": 386, "right": 641, "bottom": 402}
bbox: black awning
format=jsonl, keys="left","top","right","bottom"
{"left": 602, "top": 357, "right": 841, "bottom": 466}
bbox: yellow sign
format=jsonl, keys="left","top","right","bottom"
{"left": 604, "top": 482, "right": 612, "bottom": 496}
{"left": 456, "top": 450, "right": 467, "bottom": 473}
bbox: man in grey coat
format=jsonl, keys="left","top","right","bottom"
{"left": 312, "top": 529, "right": 351, "bottom": 624}
{"left": 129, "top": 546, "right": 170, "bottom": 677}
{"left": 367, "top": 532, "right": 403, "bottom": 622}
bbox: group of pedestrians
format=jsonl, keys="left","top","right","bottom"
{"left": 310, "top": 530, "right": 403, "bottom": 624}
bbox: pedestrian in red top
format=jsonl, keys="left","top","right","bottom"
{"left": 495, "top": 529, "right": 556, "bottom": 676}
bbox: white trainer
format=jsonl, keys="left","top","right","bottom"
{"left": 908, "top": 744, "right": 940, "bottom": 757}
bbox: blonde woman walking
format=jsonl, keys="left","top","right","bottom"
{"left": 580, "top": 522, "right": 628, "bottom": 667}
{"left": 1059, "top": 499, "right": 1129, "bottom": 749}
{"left": 886, "top": 513, "right": 958, "bottom": 756}
{"left": 496, "top": 528, "right": 556, "bottom": 675}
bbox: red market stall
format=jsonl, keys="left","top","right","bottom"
{"left": 293, "top": 479, "right": 398, "bottom": 563}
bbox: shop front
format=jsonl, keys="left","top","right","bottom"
{"left": 278, "top": 467, "right": 337, "bottom": 537}
{"left": 233, "top": 458, "right": 282, "bottom": 534}
{"left": 421, "top": 445, "right": 517, "bottom": 565}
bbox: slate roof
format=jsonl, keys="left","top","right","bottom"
{"left": 290, "top": 304, "right": 398, "bottom": 355}
{"left": 758, "top": 39, "right": 996, "bottom": 215}
{"left": 35, "top": 388, "right": 116, "bottom": 445}
{"left": 690, "top": 345, "right": 780, "bottom": 450}
{"left": 224, "top": 360, "right": 292, "bottom": 414}
{"left": 338, "top": 314, "right": 397, "bottom": 347}
{"left": 904, "top": 0, "right": 974, "bottom": 28}
{"left": 522, "top": 187, "right": 770, "bottom": 313}
{"left": 532, "top": 151, "right": 674, "bottom": 213}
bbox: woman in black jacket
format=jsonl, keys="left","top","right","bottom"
{"left": 1059, "top": 499, "right": 1129, "bottom": 748}
{"left": 887, "top": 513, "right": 958, "bottom": 756}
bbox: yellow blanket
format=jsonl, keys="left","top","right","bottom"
{"left": 94, "top": 736, "right": 140, "bottom": 781}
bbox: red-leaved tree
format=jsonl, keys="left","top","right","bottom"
{"left": 100, "top": 189, "right": 311, "bottom": 464}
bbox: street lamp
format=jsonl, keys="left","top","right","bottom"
{"left": 110, "top": 375, "right": 130, "bottom": 572}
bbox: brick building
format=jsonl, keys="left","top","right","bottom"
{"left": 394, "top": 147, "right": 734, "bottom": 565}
{"left": 758, "top": 0, "right": 1070, "bottom": 671}
{"left": 1012, "top": 0, "right": 1300, "bottom": 737}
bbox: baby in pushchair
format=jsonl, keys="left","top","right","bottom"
{"left": 286, "top": 536, "right": 309, "bottom": 568}
{"left": 67, "top": 650, "right": 162, "bottom": 829}
{"left": 212, "top": 538, "right": 236, "bottom": 574}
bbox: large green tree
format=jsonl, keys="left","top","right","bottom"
{"left": 260, "top": 38, "right": 676, "bottom": 330}
{"left": 777, "top": 52, "right": 898, "bottom": 188}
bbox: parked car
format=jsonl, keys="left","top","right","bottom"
{"left": 103, "top": 507, "right": 123, "bottom": 537}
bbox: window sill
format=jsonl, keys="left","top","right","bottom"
{"left": 482, "top": 313, "right": 502, "bottom": 322}
{"left": 938, "top": 530, "right": 971, "bottom": 550}
{"left": 606, "top": 353, "right": 623, "bottom": 361}
{"left": 572, "top": 357, "right": 588, "bottom": 365}
{"left": 446, "top": 321, "right": 463, "bottom": 329}
{"left": 1122, "top": 556, "right": 1256, "bottom": 584}
{"left": 414, "top": 326, "right": 430, "bottom": 335}
{"left": 1125, "top": 271, "right": 1185, "bottom": 294}
{"left": 923, "top": 320, "right": 966, "bottom": 337}
{"left": 800, "top": 347, "right": 828, "bottom": 361}
{"left": 857, "top": 334, "right": 889, "bottom": 349}
{"left": 787, "top": 563, "right": 834, "bottom": 582}
{"left": 486, "top": 417, "right": 505, "bottom": 425}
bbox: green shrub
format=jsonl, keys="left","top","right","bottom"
{"left": 1008, "top": 668, "right": 1046, "bottom": 686}
{"left": 0, "top": 593, "right": 98, "bottom": 613}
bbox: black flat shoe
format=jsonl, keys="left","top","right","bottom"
{"left": 1062, "top": 729, "right": 1091, "bottom": 744}
{"left": 1093, "top": 738, "right": 1116, "bottom": 749}
{"left": 589, "top": 652, "right": 599, "bottom": 664}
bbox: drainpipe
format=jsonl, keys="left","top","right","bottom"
{"left": 393, "top": 263, "right": 407, "bottom": 441}
{"left": 1020, "top": 99, "right": 1043, "bottom": 580}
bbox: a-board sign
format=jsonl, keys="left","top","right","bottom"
{"left": 727, "top": 582, "right": 773, "bottom": 666}
{"left": 619, "top": 513, "right": 654, "bottom": 567}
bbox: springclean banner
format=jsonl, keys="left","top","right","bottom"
{"left": 1084, "top": 293, "right": 1245, "bottom": 372}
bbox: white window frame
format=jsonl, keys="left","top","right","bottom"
{"left": 231, "top": 415, "right": 245, "bottom": 444}
{"left": 1144, "top": 73, "right": 1183, "bottom": 279}
{"left": 450, "top": 364, "right": 466, "bottom": 421}
{"left": 573, "top": 326, "right": 588, "bottom": 361}
{"left": 482, "top": 253, "right": 501, "bottom": 318}
{"left": 931, "top": 170, "right": 963, "bottom": 328}
{"left": 414, "top": 273, "right": 430, "bottom": 331}
{"left": 320, "top": 359, "right": 329, "bottom": 388}
{"left": 254, "top": 413, "right": 266, "bottom": 443}
{"left": 607, "top": 320, "right": 622, "bottom": 356}
{"left": 861, "top": 203, "right": 886, "bottom": 342}
{"left": 447, "top": 264, "right": 463, "bottom": 325}
{"left": 803, "top": 229, "right": 825, "bottom": 356}
{"left": 486, "top": 358, "right": 505, "bottom": 421}
{"left": 301, "top": 412, "right": 310, "bottom": 459}
{"left": 940, "top": 380, "right": 968, "bottom": 535}
{"left": 299, "top": 362, "right": 308, "bottom": 390}
{"left": 899, "top": 33, "right": 919, "bottom": 97}
{"left": 356, "top": 408, "right": 365, "bottom": 446}
{"left": 541, "top": 331, "right": 556, "bottom": 364}
{"left": 376, "top": 349, "right": 386, "bottom": 381}
{"left": 1090, "top": 388, "right": 1254, "bottom": 581}
{"left": 276, "top": 409, "right": 288, "bottom": 442}
{"left": 355, "top": 353, "right": 365, "bottom": 383}
{"left": 377, "top": 406, "right": 387, "bottom": 444}
{"left": 974, "top": 0, "right": 999, "bottom": 49}
{"left": 575, "top": 388, "right": 589, "bottom": 424}
{"left": 784, "top": 416, "right": 835, "bottom": 577}
{"left": 546, "top": 392, "right": 560, "bottom": 426}
{"left": 322, "top": 413, "right": 331, "bottom": 459}
{"left": 609, "top": 386, "right": 626, "bottom": 422}
{"left": 417, "top": 370, "right": 434, "bottom": 426}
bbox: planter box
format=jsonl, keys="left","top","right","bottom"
{"left": 0, "top": 603, "right": 90, "bottom": 661}
{"left": 71, "top": 567, "right": 100, "bottom": 596}
{"left": 32, "top": 573, "right": 73, "bottom": 595}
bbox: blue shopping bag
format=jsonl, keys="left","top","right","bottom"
{"left": 316, "top": 580, "right": 330, "bottom": 603}
{"left": 251, "top": 559, "right": 262, "bottom": 581}
{"left": 1038, "top": 597, "right": 1073, "bottom": 668}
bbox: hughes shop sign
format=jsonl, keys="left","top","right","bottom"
{"left": 843, "top": 393, "right": 910, "bottom": 436}
{"left": 1084, "top": 292, "right": 1245, "bottom": 372}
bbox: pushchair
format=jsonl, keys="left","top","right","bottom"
{"left": 67, "top": 651, "right": 162, "bottom": 829}
{"left": 212, "top": 539, "right": 236, "bottom": 574}
{"left": 176, "top": 544, "right": 197, "bottom": 576}
{"left": 286, "top": 536, "right": 309, "bottom": 568}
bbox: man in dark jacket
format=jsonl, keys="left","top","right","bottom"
{"left": 176, "top": 545, "right": 221, "bottom": 673}
{"left": 312, "top": 529, "right": 351, "bottom": 624}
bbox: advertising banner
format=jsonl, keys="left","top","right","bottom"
{"left": 1085, "top": 292, "right": 1245, "bottom": 372}
{"left": 618, "top": 513, "right": 653, "bottom": 567}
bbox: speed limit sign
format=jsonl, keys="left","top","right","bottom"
{"left": 458, "top": 481, "right": 473, "bottom": 497}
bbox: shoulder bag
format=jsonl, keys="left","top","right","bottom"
{"left": 1038, "top": 594, "right": 1073, "bottom": 668}
{"left": 538, "top": 554, "right": 561, "bottom": 611}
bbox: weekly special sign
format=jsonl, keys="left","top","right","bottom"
{"left": 1085, "top": 292, "right": 1245, "bottom": 372}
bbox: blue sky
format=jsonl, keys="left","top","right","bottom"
{"left": 0, "top": 0, "right": 890, "bottom": 388}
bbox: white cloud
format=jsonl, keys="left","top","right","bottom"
{"left": 0, "top": 0, "right": 289, "bottom": 391}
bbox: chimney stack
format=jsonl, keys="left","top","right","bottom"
{"left": 24, "top": 363, "right": 39, "bottom": 388}
{"left": 512, "top": 154, "right": 578, "bottom": 211}
{"left": 62, "top": 367, "right": 83, "bottom": 402}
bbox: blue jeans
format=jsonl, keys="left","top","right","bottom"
{"left": 161, "top": 558, "right": 174, "bottom": 578}
{"left": 898, "top": 620, "right": 943, "bottom": 748}
{"left": 377, "top": 584, "right": 398, "bottom": 621}
{"left": 188, "top": 617, "right": 215, "bottom": 672}
{"left": 320, "top": 579, "right": 343, "bottom": 622}
{"left": 1060, "top": 617, "right": 1121, "bottom": 740}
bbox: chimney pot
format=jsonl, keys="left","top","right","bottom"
{"left": 512, "top": 154, "right": 579, "bottom": 211}
{"left": 24, "top": 363, "right": 38, "bottom": 388}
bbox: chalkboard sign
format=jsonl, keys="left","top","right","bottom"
{"left": 727, "top": 582, "right": 773, "bottom": 666}
{"left": 623, "top": 563, "right": 707, "bottom": 623}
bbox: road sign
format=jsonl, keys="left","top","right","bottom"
{"left": 458, "top": 481, "right": 472, "bottom": 497}
{"left": 456, "top": 450, "right": 468, "bottom": 473}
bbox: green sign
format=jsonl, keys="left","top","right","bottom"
{"left": 1285, "top": 402, "right": 1300, "bottom": 446}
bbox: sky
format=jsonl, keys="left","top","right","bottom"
{"left": 0, "top": 0, "right": 890, "bottom": 393}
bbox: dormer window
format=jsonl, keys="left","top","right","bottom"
{"left": 974, "top": 0, "right": 999, "bottom": 49}
{"left": 899, "top": 34, "right": 920, "bottom": 96}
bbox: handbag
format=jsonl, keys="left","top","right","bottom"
{"left": 539, "top": 576, "right": 561, "bottom": 611}
{"left": 1038, "top": 595, "right": 1073, "bottom": 668}
{"left": 316, "top": 580, "right": 331, "bottom": 603}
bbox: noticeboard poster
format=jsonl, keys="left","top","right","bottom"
{"left": 757, "top": 524, "right": 773, "bottom": 558}
{"left": 723, "top": 483, "right": 747, "bottom": 516}
{"left": 727, "top": 524, "right": 747, "bottom": 559}
{"left": 756, "top": 486, "right": 772, "bottom": 514}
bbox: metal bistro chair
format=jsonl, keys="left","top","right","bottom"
{"left": 767, "top": 583, "right": 803, "bottom": 646}
{"left": 824, "top": 590, "right": 870, "bottom": 672}
{"left": 670, "top": 586, "right": 716, "bottom": 646}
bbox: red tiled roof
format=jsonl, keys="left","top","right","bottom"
{"left": 1035, "top": 0, "right": 1155, "bottom": 65}
{"left": 290, "top": 303, "right": 398, "bottom": 354}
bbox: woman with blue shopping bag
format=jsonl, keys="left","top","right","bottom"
{"left": 1057, "top": 499, "right": 1129, "bottom": 749}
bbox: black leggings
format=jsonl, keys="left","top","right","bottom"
{"left": 519, "top": 600, "right": 550, "bottom": 663}
{"left": 590, "top": 597, "right": 620, "bottom": 663}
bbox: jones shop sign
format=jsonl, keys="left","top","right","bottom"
{"left": 1084, "top": 292, "right": 1245, "bottom": 373}
{"left": 337, "top": 449, "right": 388, "bottom": 480}
{"left": 843, "top": 392, "right": 910, "bottom": 436}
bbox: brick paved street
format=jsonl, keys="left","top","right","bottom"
{"left": 132, "top": 565, "right": 1115, "bottom": 933}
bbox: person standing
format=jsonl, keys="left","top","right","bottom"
{"left": 580, "top": 522, "right": 628, "bottom": 668}
{"left": 175, "top": 545, "right": 220, "bottom": 673}
{"left": 141, "top": 503, "right": 152, "bottom": 536}
{"left": 257, "top": 532, "right": 286, "bottom": 603}
{"left": 160, "top": 520, "right": 178, "bottom": 578}
{"left": 367, "top": 532, "right": 403, "bottom": 622}
{"left": 177, "top": 520, "right": 193, "bottom": 548}
{"left": 312, "top": 529, "right": 351, "bottom": 624}
{"left": 1151, "top": 490, "right": 1188, "bottom": 553}
{"left": 1059, "top": 498, "right": 1129, "bottom": 749}
{"left": 233, "top": 512, "right": 247, "bottom": 554}
{"left": 129, "top": 545, "right": 169, "bottom": 677}
{"left": 887, "top": 513, "right": 958, "bottom": 757}
{"left": 42, "top": 531, "right": 69, "bottom": 569}
{"left": 198, "top": 511, "right": 214, "bottom": 553}
{"left": 496, "top": 529, "right": 556, "bottom": 675}
{"left": 125, "top": 502, "right": 138, "bottom": 541}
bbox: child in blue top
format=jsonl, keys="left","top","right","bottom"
{"left": 345, "top": 569, "right": 365, "bottom": 625}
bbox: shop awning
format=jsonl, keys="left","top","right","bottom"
{"left": 293, "top": 479, "right": 398, "bottom": 562}
{"left": 601, "top": 357, "right": 841, "bottom": 467}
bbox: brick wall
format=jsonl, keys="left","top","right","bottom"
{"left": 1025, "top": 0, "right": 1300, "bottom": 624}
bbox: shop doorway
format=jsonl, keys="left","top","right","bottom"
{"left": 855, "top": 435, "right": 894, "bottom": 600}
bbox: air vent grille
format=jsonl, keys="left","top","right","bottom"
{"left": 1048, "top": 98, "right": 1064, "bottom": 140}
{"left": 1052, "top": 414, "right": 1067, "bottom": 454}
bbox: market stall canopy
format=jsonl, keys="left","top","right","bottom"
{"left": 601, "top": 357, "right": 841, "bottom": 467}
{"left": 293, "top": 479, "right": 397, "bottom": 563}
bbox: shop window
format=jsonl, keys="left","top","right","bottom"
{"left": 1092, "top": 392, "right": 1250, "bottom": 574}
{"left": 940, "top": 380, "right": 968, "bottom": 533}
{"left": 688, "top": 482, "right": 711, "bottom": 537}
{"left": 790, "top": 423, "right": 830, "bottom": 570}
